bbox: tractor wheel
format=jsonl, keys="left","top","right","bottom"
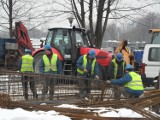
{"left": 34, "top": 51, "right": 44, "bottom": 73}
{"left": 33, "top": 51, "right": 45, "bottom": 95}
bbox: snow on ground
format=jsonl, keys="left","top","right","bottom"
{"left": 1, "top": 103, "right": 160, "bottom": 119}
{"left": 0, "top": 108, "right": 71, "bottom": 120}
{"left": 56, "top": 104, "right": 145, "bottom": 118}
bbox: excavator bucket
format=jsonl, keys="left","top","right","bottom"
{"left": 15, "top": 21, "right": 34, "bottom": 56}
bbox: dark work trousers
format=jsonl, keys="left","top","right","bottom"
{"left": 22, "top": 76, "right": 38, "bottom": 100}
{"left": 113, "top": 77, "right": 123, "bottom": 100}
{"left": 114, "top": 85, "right": 121, "bottom": 100}
{"left": 118, "top": 87, "right": 138, "bottom": 99}
{"left": 42, "top": 75, "right": 56, "bottom": 100}
{"left": 78, "top": 76, "right": 91, "bottom": 98}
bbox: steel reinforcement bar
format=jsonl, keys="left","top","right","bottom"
{"left": 0, "top": 70, "right": 111, "bottom": 101}
{"left": 0, "top": 70, "right": 160, "bottom": 119}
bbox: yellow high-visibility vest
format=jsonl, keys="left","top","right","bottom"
{"left": 77, "top": 55, "right": 96, "bottom": 75}
{"left": 20, "top": 55, "right": 34, "bottom": 72}
{"left": 43, "top": 54, "right": 58, "bottom": 72}
{"left": 112, "top": 58, "right": 125, "bottom": 79}
{"left": 124, "top": 72, "right": 144, "bottom": 90}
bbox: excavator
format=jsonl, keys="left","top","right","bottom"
{"left": 15, "top": 21, "right": 112, "bottom": 80}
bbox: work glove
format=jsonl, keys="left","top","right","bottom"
{"left": 83, "top": 68, "right": 88, "bottom": 73}
{"left": 106, "top": 80, "right": 111, "bottom": 84}
{"left": 95, "top": 75, "right": 99, "bottom": 80}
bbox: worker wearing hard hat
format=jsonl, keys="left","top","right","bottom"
{"left": 111, "top": 64, "right": 144, "bottom": 99}
{"left": 76, "top": 49, "right": 99, "bottom": 98}
{"left": 108, "top": 53, "right": 126, "bottom": 100}
{"left": 18, "top": 49, "right": 38, "bottom": 100}
{"left": 40, "top": 44, "right": 63, "bottom": 100}
{"left": 108, "top": 53, "right": 126, "bottom": 79}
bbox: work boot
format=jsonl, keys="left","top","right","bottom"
{"left": 80, "top": 94, "right": 85, "bottom": 99}
{"left": 86, "top": 93, "right": 91, "bottom": 98}
{"left": 41, "top": 94, "right": 45, "bottom": 101}
{"left": 49, "top": 95, "right": 53, "bottom": 100}
{"left": 33, "top": 93, "right": 38, "bottom": 100}
{"left": 24, "top": 93, "right": 28, "bottom": 100}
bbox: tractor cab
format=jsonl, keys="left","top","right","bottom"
{"left": 43, "top": 27, "right": 93, "bottom": 62}
{"left": 45, "top": 28, "right": 87, "bottom": 59}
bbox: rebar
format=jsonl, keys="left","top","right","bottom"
{"left": 0, "top": 70, "right": 160, "bottom": 120}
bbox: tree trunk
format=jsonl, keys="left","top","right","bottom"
{"left": 101, "top": 0, "right": 111, "bottom": 47}
{"left": 9, "top": 0, "right": 13, "bottom": 38}
{"left": 95, "top": 0, "right": 105, "bottom": 48}
{"left": 89, "top": 0, "right": 93, "bottom": 33}
{"left": 80, "top": 0, "right": 85, "bottom": 28}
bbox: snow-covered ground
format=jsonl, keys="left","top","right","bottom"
{"left": 0, "top": 107, "right": 71, "bottom": 120}
{"left": 0, "top": 104, "right": 148, "bottom": 120}
{"left": 56, "top": 104, "right": 144, "bottom": 118}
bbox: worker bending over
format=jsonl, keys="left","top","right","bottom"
{"left": 111, "top": 64, "right": 144, "bottom": 99}
{"left": 77, "top": 49, "right": 99, "bottom": 98}
{"left": 108, "top": 53, "right": 126, "bottom": 99}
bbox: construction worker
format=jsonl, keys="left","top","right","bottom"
{"left": 18, "top": 49, "right": 38, "bottom": 100}
{"left": 114, "top": 39, "right": 134, "bottom": 66}
{"left": 108, "top": 53, "right": 126, "bottom": 100}
{"left": 76, "top": 49, "right": 99, "bottom": 98}
{"left": 40, "top": 44, "right": 62, "bottom": 100}
{"left": 111, "top": 64, "right": 144, "bottom": 99}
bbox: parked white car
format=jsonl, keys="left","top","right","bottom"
{"left": 141, "top": 44, "right": 160, "bottom": 87}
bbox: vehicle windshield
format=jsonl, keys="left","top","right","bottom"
{"left": 46, "top": 31, "right": 53, "bottom": 44}
{"left": 45, "top": 28, "right": 91, "bottom": 57}
{"left": 46, "top": 29, "right": 71, "bottom": 57}
{"left": 75, "top": 31, "right": 91, "bottom": 46}
{"left": 152, "top": 33, "right": 160, "bottom": 44}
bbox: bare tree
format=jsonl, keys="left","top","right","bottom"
{"left": 0, "top": 0, "right": 36, "bottom": 37}
{"left": 69, "top": 0, "right": 160, "bottom": 48}
{"left": 125, "top": 12, "right": 160, "bottom": 43}
{"left": 0, "top": 0, "right": 63, "bottom": 38}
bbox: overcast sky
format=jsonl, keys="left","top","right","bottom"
{"left": 44, "top": 0, "right": 160, "bottom": 29}
{"left": 0, "top": 0, "right": 159, "bottom": 33}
